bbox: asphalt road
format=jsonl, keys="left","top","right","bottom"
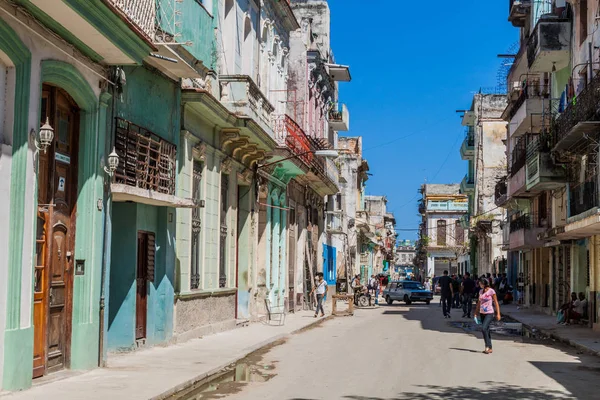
{"left": 192, "top": 299, "right": 600, "bottom": 400}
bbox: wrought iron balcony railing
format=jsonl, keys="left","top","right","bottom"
{"left": 272, "top": 114, "right": 314, "bottom": 165}
{"left": 465, "top": 127, "right": 474, "bottom": 147}
{"left": 552, "top": 72, "right": 600, "bottom": 149}
{"left": 114, "top": 118, "right": 176, "bottom": 195}
{"left": 569, "top": 180, "right": 598, "bottom": 217}
{"left": 510, "top": 136, "right": 527, "bottom": 177}
{"left": 509, "top": 213, "right": 531, "bottom": 233}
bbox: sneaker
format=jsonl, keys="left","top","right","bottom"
{"left": 462, "top": 314, "right": 467, "bottom": 318}
{"left": 447, "top": 314, "right": 451, "bottom": 318}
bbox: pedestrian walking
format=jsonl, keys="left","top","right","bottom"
{"left": 461, "top": 272, "right": 476, "bottom": 318}
{"left": 424, "top": 278, "right": 432, "bottom": 292}
{"left": 474, "top": 278, "right": 501, "bottom": 354}
{"left": 451, "top": 275, "right": 461, "bottom": 308}
{"left": 373, "top": 276, "right": 380, "bottom": 305}
{"left": 311, "top": 272, "right": 327, "bottom": 318}
{"left": 438, "top": 270, "right": 453, "bottom": 318}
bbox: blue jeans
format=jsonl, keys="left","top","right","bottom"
{"left": 481, "top": 313, "right": 494, "bottom": 349}
{"left": 375, "top": 287, "right": 380, "bottom": 304}
{"left": 315, "top": 294, "right": 324, "bottom": 315}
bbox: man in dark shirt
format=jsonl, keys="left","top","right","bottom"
{"left": 438, "top": 270, "right": 453, "bottom": 318}
{"left": 461, "top": 272, "right": 476, "bottom": 318}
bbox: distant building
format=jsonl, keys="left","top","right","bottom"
{"left": 418, "top": 184, "right": 469, "bottom": 278}
{"left": 395, "top": 240, "right": 416, "bottom": 267}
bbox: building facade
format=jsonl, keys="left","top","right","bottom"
{"left": 459, "top": 94, "right": 508, "bottom": 276}
{"left": 418, "top": 184, "right": 469, "bottom": 278}
{"left": 496, "top": 0, "right": 599, "bottom": 328}
{"left": 0, "top": 0, "right": 358, "bottom": 391}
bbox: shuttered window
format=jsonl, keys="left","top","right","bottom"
{"left": 147, "top": 233, "right": 155, "bottom": 282}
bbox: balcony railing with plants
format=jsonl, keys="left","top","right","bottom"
{"left": 552, "top": 72, "right": 600, "bottom": 149}
{"left": 114, "top": 117, "right": 176, "bottom": 195}
{"left": 506, "top": 81, "right": 550, "bottom": 121}
{"left": 509, "top": 213, "right": 531, "bottom": 233}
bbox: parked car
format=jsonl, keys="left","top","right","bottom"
{"left": 383, "top": 280, "right": 433, "bottom": 305}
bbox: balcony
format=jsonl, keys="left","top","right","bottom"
{"left": 509, "top": 214, "right": 545, "bottom": 250}
{"left": 508, "top": 136, "right": 528, "bottom": 198}
{"left": 504, "top": 83, "right": 551, "bottom": 137}
{"left": 326, "top": 211, "right": 344, "bottom": 234}
{"left": 552, "top": 73, "right": 600, "bottom": 151}
{"left": 460, "top": 127, "right": 475, "bottom": 160}
{"left": 272, "top": 114, "right": 314, "bottom": 165}
{"left": 495, "top": 177, "right": 508, "bottom": 207}
{"left": 328, "top": 104, "right": 350, "bottom": 131}
{"left": 107, "top": 0, "right": 155, "bottom": 39}
{"left": 569, "top": 180, "right": 598, "bottom": 219}
{"left": 220, "top": 75, "right": 275, "bottom": 133}
{"left": 508, "top": 0, "right": 531, "bottom": 27}
{"left": 460, "top": 174, "right": 475, "bottom": 194}
{"left": 527, "top": 18, "right": 571, "bottom": 73}
{"left": 525, "top": 134, "right": 566, "bottom": 193}
{"left": 112, "top": 118, "right": 194, "bottom": 207}
{"left": 25, "top": 0, "right": 155, "bottom": 64}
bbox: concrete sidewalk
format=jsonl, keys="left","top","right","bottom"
{"left": 1, "top": 308, "right": 334, "bottom": 400}
{"left": 502, "top": 304, "right": 600, "bottom": 356}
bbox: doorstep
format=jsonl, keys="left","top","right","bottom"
{"left": 0, "top": 308, "right": 333, "bottom": 400}
{"left": 502, "top": 304, "right": 600, "bottom": 357}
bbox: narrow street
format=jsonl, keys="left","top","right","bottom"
{"left": 184, "top": 301, "right": 600, "bottom": 400}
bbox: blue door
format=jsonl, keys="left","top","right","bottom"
{"left": 323, "top": 244, "right": 336, "bottom": 285}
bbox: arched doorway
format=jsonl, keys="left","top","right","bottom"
{"left": 33, "top": 84, "right": 80, "bottom": 378}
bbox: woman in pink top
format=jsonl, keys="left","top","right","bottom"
{"left": 474, "top": 278, "right": 501, "bottom": 354}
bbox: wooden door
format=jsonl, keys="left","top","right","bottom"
{"left": 33, "top": 85, "right": 79, "bottom": 376}
{"left": 136, "top": 232, "right": 155, "bottom": 340}
{"left": 136, "top": 233, "right": 148, "bottom": 340}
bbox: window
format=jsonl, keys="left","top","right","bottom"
{"left": 437, "top": 220, "right": 447, "bottom": 246}
{"left": 190, "top": 160, "right": 203, "bottom": 290}
{"left": 455, "top": 220, "right": 464, "bottom": 245}
{"left": 219, "top": 173, "right": 229, "bottom": 288}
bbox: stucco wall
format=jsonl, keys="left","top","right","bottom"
{"left": 174, "top": 293, "right": 236, "bottom": 341}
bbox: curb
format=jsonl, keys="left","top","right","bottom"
{"left": 150, "top": 314, "right": 333, "bottom": 400}
{"left": 504, "top": 311, "right": 600, "bottom": 358}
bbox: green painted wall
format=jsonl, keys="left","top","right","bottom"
{"left": 119, "top": 66, "right": 180, "bottom": 144}
{"left": 1, "top": 15, "right": 32, "bottom": 391}
{"left": 157, "top": 0, "right": 217, "bottom": 69}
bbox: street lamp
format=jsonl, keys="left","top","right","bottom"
{"left": 257, "top": 149, "right": 339, "bottom": 169}
{"left": 104, "top": 148, "right": 119, "bottom": 177}
{"left": 31, "top": 118, "right": 54, "bottom": 153}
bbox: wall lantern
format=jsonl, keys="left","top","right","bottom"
{"left": 104, "top": 148, "right": 119, "bottom": 177}
{"left": 31, "top": 118, "right": 54, "bottom": 153}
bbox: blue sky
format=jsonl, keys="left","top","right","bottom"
{"left": 328, "top": 0, "right": 517, "bottom": 239}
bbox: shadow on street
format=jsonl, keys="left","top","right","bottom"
{"left": 378, "top": 303, "right": 600, "bottom": 399}
{"left": 340, "top": 383, "right": 573, "bottom": 399}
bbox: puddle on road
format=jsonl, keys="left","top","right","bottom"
{"left": 449, "top": 315, "right": 524, "bottom": 337}
{"left": 167, "top": 339, "right": 284, "bottom": 400}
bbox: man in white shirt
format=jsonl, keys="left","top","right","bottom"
{"left": 311, "top": 273, "right": 327, "bottom": 318}
{"left": 424, "top": 278, "right": 432, "bottom": 292}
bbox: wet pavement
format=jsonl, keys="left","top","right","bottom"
{"left": 211, "top": 301, "right": 600, "bottom": 400}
